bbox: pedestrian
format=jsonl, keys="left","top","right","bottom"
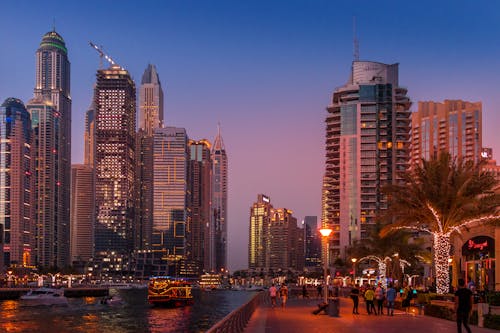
{"left": 302, "top": 284, "right": 309, "bottom": 299}
{"left": 375, "top": 283, "right": 385, "bottom": 315}
{"left": 364, "top": 286, "right": 376, "bottom": 315}
{"left": 401, "top": 283, "right": 412, "bottom": 313}
{"left": 455, "top": 278, "right": 473, "bottom": 333}
{"left": 280, "top": 283, "right": 289, "bottom": 309}
{"left": 386, "top": 282, "right": 397, "bottom": 316}
{"left": 350, "top": 283, "right": 360, "bottom": 314}
{"left": 317, "top": 284, "right": 323, "bottom": 299}
{"left": 269, "top": 284, "right": 277, "bottom": 308}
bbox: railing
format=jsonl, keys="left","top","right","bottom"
{"left": 206, "top": 291, "right": 266, "bottom": 333}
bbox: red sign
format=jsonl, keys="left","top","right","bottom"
{"left": 468, "top": 239, "right": 488, "bottom": 251}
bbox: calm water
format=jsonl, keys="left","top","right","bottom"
{"left": 0, "top": 289, "right": 257, "bottom": 333}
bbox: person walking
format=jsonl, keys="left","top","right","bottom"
{"left": 302, "top": 284, "right": 309, "bottom": 299}
{"left": 280, "top": 283, "right": 289, "bottom": 309}
{"left": 269, "top": 284, "right": 277, "bottom": 308}
{"left": 317, "top": 284, "right": 323, "bottom": 299}
{"left": 386, "top": 282, "right": 397, "bottom": 316}
{"left": 455, "top": 278, "right": 473, "bottom": 333}
{"left": 375, "top": 283, "right": 385, "bottom": 315}
{"left": 364, "top": 286, "right": 376, "bottom": 315}
{"left": 350, "top": 284, "right": 360, "bottom": 314}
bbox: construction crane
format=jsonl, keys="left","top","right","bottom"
{"left": 89, "top": 42, "right": 122, "bottom": 69}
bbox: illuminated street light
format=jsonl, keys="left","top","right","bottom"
{"left": 319, "top": 228, "right": 333, "bottom": 304}
{"left": 351, "top": 258, "right": 358, "bottom": 283}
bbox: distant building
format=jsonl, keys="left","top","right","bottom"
{"left": 136, "top": 64, "right": 164, "bottom": 251}
{"left": 70, "top": 164, "right": 94, "bottom": 265}
{"left": 323, "top": 61, "right": 411, "bottom": 260}
{"left": 248, "top": 194, "right": 304, "bottom": 272}
{"left": 32, "top": 29, "right": 72, "bottom": 269}
{"left": 93, "top": 64, "right": 136, "bottom": 274}
{"left": 211, "top": 126, "right": 228, "bottom": 274}
{"left": 84, "top": 101, "right": 95, "bottom": 166}
{"left": 411, "top": 100, "right": 482, "bottom": 166}
{"left": 303, "top": 216, "right": 321, "bottom": 269}
{"left": 0, "top": 98, "right": 35, "bottom": 269}
{"left": 187, "top": 139, "right": 213, "bottom": 273}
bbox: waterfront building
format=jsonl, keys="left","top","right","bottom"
{"left": 211, "top": 125, "right": 228, "bottom": 273}
{"left": 411, "top": 100, "right": 482, "bottom": 167}
{"left": 70, "top": 164, "right": 94, "bottom": 266}
{"left": 248, "top": 194, "right": 273, "bottom": 270}
{"left": 323, "top": 61, "right": 411, "bottom": 260}
{"left": 93, "top": 64, "right": 136, "bottom": 273}
{"left": 152, "top": 127, "right": 189, "bottom": 273}
{"left": 187, "top": 139, "right": 213, "bottom": 274}
{"left": 303, "top": 216, "right": 321, "bottom": 269}
{"left": 32, "top": 29, "right": 72, "bottom": 268}
{"left": 0, "top": 98, "right": 35, "bottom": 269}
{"left": 136, "top": 64, "right": 164, "bottom": 250}
{"left": 248, "top": 194, "right": 304, "bottom": 272}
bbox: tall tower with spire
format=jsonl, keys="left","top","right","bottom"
{"left": 139, "top": 64, "right": 164, "bottom": 134}
{"left": 30, "top": 29, "right": 71, "bottom": 268}
{"left": 211, "top": 125, "right": 228, "bottom": 272}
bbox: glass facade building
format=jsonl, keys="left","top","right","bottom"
{"left": 323, "top": 61, "right": 411, "bottom": 259}
{"left": 0, "top": 98, "right": 35, "bottom": 269}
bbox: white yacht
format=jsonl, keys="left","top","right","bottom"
{"left": 20, "top": 288, "right": 68, "bottom": 306}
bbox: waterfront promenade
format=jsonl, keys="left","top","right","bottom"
{"left": 244, "top": 296, "right": 499, "bottom": 333}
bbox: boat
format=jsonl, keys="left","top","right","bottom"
{"left": 147, "top": 276, "right": 193, "bottom": 307}
{"left": 20, "top": 287, "right": 68, "bottom": 306}
{"left": 101, "top": 294, "right": 124, "bottom": 306}
{"left": 199, "top": 273, "right": 222, "bottom": 291}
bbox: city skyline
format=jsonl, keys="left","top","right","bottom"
{"left": 2, "top": 1, "right": 500, "bottom": 271}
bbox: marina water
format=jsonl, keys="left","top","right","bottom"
{"left": 0, "top": 289, "right": 257, "bottom": 332}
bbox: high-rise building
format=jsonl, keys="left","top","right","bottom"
{"left": 139, "top": 64, "right": 164, "bottom": 134}
{"left": 248, "top": 194, "right": 304, "bottom": 271}
{"left": 136, "top": 64, "right": 164, "bottom": 250}
{"left": 211, "top": 125, "right": 228, "bottom": 273}
{"left": 323, "top": 61, "right": 411, "bottom": 259}
{"left": 93, "top": 64, "right": 136, "bottom": 270}
{"left": 32, "top": 29, "right": 71, "bottom": 268}
{"left": 411, "top": 100, "right": 482, "bottom": 166}
{"left": 0, "top": 98, "right": 35, "bottom": 269}
{"left": 249, "top": 194, "right": 272, "bottom": 270}
{"left": 70, "top": 164, "right": 94, "bottom": 264}
{"left": 303, "top": 216, "right": 321, "bottom": 269}
{"left": 152, "top": 127, "right": 189, "bottom": 258}
{"left": 84, "top": 100, "right": 95, "bottom": 166}
{"left": 187, "top": 139, "right": 213, "bottom": 273}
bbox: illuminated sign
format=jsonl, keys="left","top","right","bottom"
{"left": 262, "top": 196, "right": 270, "bottom": 203}
{"left": 468, "top": 239, "right": 488, "bottom": 251}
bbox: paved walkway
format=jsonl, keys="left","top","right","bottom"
{"left": 244, "top": 297, "right": 498, "bottom": 333}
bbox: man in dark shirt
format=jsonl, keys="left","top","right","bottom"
{"left": 350, "top": 284, "right": 360, "bottom": 314}
{"left": 455, "top": 278, "right": 473, "bottom": 333}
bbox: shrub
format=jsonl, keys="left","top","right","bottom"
{"left": 424, "top": 303, "right": 455, "bottom": 320}
{"left": 484, "top": 314, "right": 500, "bottom": 330}
{"left": 488, "top": 292, "right": 500, "bottom": 306}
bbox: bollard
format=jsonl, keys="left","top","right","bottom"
{"left": 328, "top": 298, "right": 340, "bottom": 317}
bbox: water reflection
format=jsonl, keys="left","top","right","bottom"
{"left": 0, "top": 289, "right": 256, "bottom": 333}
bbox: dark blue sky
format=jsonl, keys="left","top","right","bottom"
{"left": 1, "top": 0, "right": 499, "bottom": 270}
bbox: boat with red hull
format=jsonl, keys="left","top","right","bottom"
{"left": 147, "top": 277, "right": 193, "bottom": 307}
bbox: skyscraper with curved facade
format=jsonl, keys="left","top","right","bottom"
{"left": 0, "top": 98, "right": 35, "bottom": 270}
{"left": 30, "top": 29, "right": 71, "bottom": 268}
{"left": 323, "top": 61, "right": 411, "bottom": 260}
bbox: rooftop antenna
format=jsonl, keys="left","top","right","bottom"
{"left": 52, "top": 18, "right": 56, "bottom": 32}
{"left": 353, "top": 16, "right": 359, "bottom": 61}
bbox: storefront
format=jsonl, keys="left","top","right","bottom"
{"left": 461, "top": 236, "right": 495, "bottom": 291}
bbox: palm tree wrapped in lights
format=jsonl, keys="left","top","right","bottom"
{"left": 380, "top": 153, "right": 500, "bottom": 294}
{"left": 358, "top": 255, "right": 411, "bottom": 288}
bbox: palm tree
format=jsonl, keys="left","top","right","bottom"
{"left": 380, "top": 153, "right": 500, "bottom": 294}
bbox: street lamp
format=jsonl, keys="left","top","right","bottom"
{"left": 319, "top": 228, "right": 333, "bottom": 304}
{"left": 351, "top": 258, "right": 357, "bottom": 284}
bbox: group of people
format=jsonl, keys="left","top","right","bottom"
{"left": 269, "top": 283, "right": 289, "bottom": 309}
{"left": 350, "top": 282, "right": 399, "bottom": 316}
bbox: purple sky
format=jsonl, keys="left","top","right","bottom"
{"left": 1, "top": 1, "right": 499, "bottom": 271}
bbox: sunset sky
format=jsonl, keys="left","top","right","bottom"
{"left": 1, "top": 0, "right": 499, "bottom": 271}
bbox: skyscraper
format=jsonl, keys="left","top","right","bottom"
{"left": 136, "top": 64, "right": 164, "bottom": 250}
{"left": 211, "top": 125, "right": 228, "bottom": 273}
{"left": 152, "top": 127, "right": 189, "bottom": 258}
{"left": 139, "top": 64, "right": 164, "bottom": 134}
{"left": 93, "top": 64, "right": 136, "bottom": 270}
{"left": 187, "top": 139, "right": 212, "bottom": 273}
{"left": 84, "top": 100, "right": 95, "bottom": 166}
{"left": 32, "top": 29, "right": 71, "bottom": 268}
{"left": 70, "top": 164, "right": 94, "bottom": 264}
{"left": 0, "top": 98, "right": 35, "bottom": 269}
{"left": 303, "top": 216, "right": 321, "bottom": 269}
{"left": 411, "top": 100, "right": 482, "bottom": 166}
{"left": 323, "top": 61, "right": 411, "bottom": 259}
{"left": 249, "top": 194, "right": 272, "bottom": 270}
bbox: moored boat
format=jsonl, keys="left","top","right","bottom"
{"left": 20, "top": 287, "right": 68, "bottom": 306}
{"left": 147, "top": 276, "right": 193, "bottom": 307}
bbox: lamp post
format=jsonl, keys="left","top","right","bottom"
{"left": 319, "top": 228, "right": 333, "bottom": 304}
{"left": 351, "top": 258, "right": 357, "bottom": 285}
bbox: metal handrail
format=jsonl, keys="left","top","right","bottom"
{"left": 207, "top": 291, "right": 266, "bottom": 333}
